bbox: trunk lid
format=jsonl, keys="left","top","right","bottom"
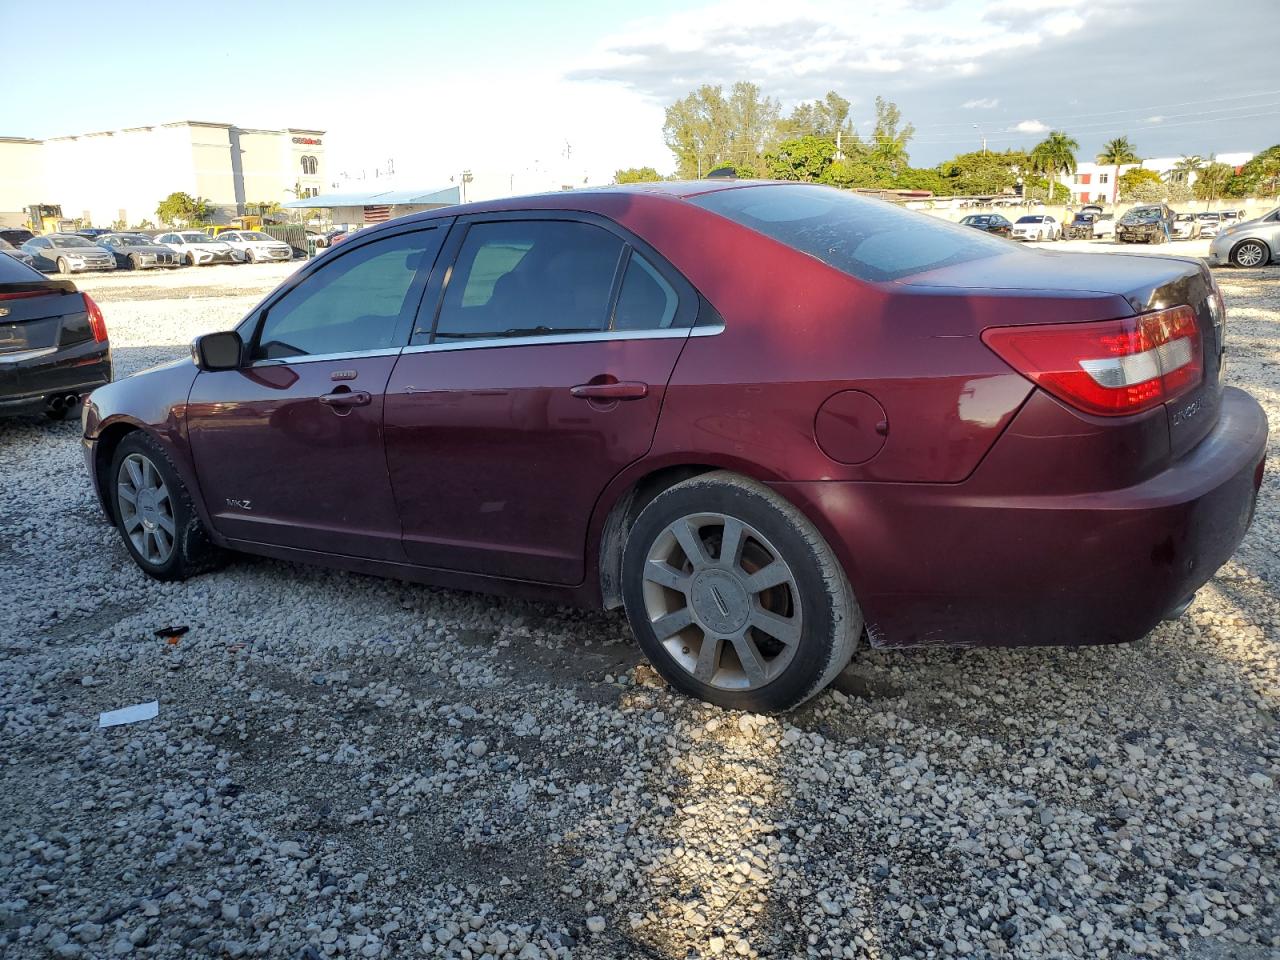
{"left": 0, "top": 280, "right": 85, "bottom": 358}
{"left": 903, "top": 249, "right": 1225, "bottom": 460}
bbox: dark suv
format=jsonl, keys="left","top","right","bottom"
{"left": 1116, "top": 204, "right": 1175, "bottom": 244}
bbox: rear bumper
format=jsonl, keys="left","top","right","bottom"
{"left": 775, "top": 387, "right": 1268, "bottom": 649}
{"left": 0, "top": 340, "right": 112, "bottom": 417}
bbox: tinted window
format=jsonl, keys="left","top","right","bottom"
{"left": 613, "top": 253, "right": 678, "bottom": 330}
{"left": 431, "top": 220, "right": 624, "bottom": 341}
{"left": 253, "top": 229, "right": 441, "bottom": 360}
{"left": 692, "top": 185, "right": 1009, "bottom": 282}
{"left": 0, "top": 248, "right": 41, "bottom": 282}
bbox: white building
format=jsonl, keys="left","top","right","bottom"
{"left": 1069, "top": 151, "right": 1255, "bottom": 204}
{"left": 0, "top": 121, "right": 327, "bottom": 229}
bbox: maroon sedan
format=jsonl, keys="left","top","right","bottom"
{"left": 81, "top": 182, "right": 1267, "bottom": 712}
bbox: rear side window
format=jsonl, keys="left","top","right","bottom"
{"left": 431, "top": 220, "right": 625, "bottom": 340}
{"left": 253, "top": 228, "right": 442, "bottom": 360}
{"left": 613, "top": 253, "right": 677, "bottom": 330}
{"left": 690, "top": 184, "right": 1010, "bottom": 282}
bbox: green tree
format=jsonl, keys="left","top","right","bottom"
{"left": 662, "top": 82, "right": 780, "bottom": 179}
{"left": 779, "top": 91, "right": 855, "bottom": 141}
{"left": 1118, "top": 168, "right": 1166, "bottom": 202}
{"left": 1029, "top": 131, "right": 1078, "bottom": 206}
{"left": 614, "top": 166, "right": 664, "bottom": 184}
{"left": 765, "top": 136, "right": 836, "bottom": 181}
{"left": 156, "top": 192, "right": 212, "bottom": 227}
{"left": 1193, "top": 158, "right": 1234, "bottom": 206}
{"left": 1224, "top": 145, "right": 1280, "bottom": 198}
{"left": 1168, "top": 154, "right": 1203, "bottom": 186}
{"left": 1095, "top": 137, "right": 1140, "bottom": 204}
{"left": 936, "top": 149, "right": 1029, "bottom": 196}
{"left": 869, "top": 96, "right": 914, "bottom": 174}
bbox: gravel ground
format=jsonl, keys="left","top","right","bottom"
{"left": 1, "top": 253, "right": 1277, "bottom": 960}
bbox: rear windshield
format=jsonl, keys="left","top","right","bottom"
{"left": 0, "top": 250, "right": 42, "bottom": 282}
{"left": 689, "top": 184, "right": 1010, "bottom": 282}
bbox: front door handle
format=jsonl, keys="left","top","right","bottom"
{"left": 319, "top": 389, "right": 372, "bottom": 408}
{"left": 569, "top": 380, "right": 648, "bottom": 401}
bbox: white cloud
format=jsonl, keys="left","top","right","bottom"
{"left": 1144, "top": 115, "right": 1165, "bottom": 124}
{"left": 1011, "top": 119, "right": 1049, "bottom": 133}
{"left": 963, "top": 97, "right": 999, "bottom": 109}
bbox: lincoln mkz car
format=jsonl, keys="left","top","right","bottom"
{"left": 81, "top": 182, "right": 1267, "bottom": 712}
{"left": 2, "top": 250, "right": 111, "bottom": 419}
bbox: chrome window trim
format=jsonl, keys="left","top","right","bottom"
{"left": 401, "top": 323, "right": 723, "bottom": 355}
{"left": 0, "top": 346, "right": 58, "bottom": 365}
{"left": 248, "top": 346, "right": 403, "bottom": 368}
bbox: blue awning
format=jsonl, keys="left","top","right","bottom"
{"left": 282, "top": 186, "right": 459, "bottom": 208}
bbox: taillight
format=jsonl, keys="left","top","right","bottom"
{"left": 84, "top": 293, "right": 108, "bottom": 343}
{"left": 982, "top": 305, "right": 1203, "bottom": 417}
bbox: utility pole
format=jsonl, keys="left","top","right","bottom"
{"left": 835, "top": 129, "right": 845, "bottom": 162}
{"left": 973, "top": 123, "right": 987, "bottom": 156}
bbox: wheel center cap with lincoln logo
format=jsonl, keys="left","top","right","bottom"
{"left": 136, "top": 489, "right": 159, "bottom": 529}
{"left": 690, "top": 569, "right": 750, "bottom": 634}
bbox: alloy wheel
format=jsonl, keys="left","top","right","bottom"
{"left": 1234, "top": 241, "right": 1265, "bottom": 268}
{"left": 641, "top": 512, "right": 802, "bottom": 690}
{"left": 117, "top": 453, "right": 176, "bottom": 565}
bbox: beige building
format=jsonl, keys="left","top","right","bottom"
{"left": 0, "top": 121, "right": 326, "bottom": 229}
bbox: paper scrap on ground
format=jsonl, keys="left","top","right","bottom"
{"left": 98, "top": 701, "right": 159, "bottom": 728}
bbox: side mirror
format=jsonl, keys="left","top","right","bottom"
{"left": 192, "top": 330, "right": 244, "bottom": 371}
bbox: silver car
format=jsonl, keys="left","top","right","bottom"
{"left": 1208, "top": 207, "right": 1280, "bottom": 268}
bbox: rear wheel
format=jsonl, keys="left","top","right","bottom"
{"left": 1231, "top": 239, "right": 1268, "bottom": 268}
{"left": 110, "top": 432, "right": 223, "bottom": 581}
{"left": 621, "top": 471, "right": 860, "bottom": 712}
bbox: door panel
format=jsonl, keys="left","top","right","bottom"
{"left": 185, "top": 224, "right": 448, "bottom": 560}
{"left": 384, "top": 337, "right": 687, "bottom": 583}
{"left": 188, "top": 355, "right": 405, "bottom": 560}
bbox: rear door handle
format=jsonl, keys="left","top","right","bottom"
{"left": 319, "top": 390, "right": 372, "bottom": 408}
{"left": 569, "top": 381, "right": 648, "bottom": 401}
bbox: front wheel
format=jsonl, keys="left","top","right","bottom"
{"left": 621, "top": 472, "right": 861, "bottom": 712}
{"left": 56, "top": 257, "right": 69, "bottom": 275}
{"left": 185, "top": 252, "right": 196, "bottom": 266}
{"left": 110, "top": 432, "right": 223, "bottom": 581}
{"left": 245, "top": 249, "right": 256, "bottom": 264}
{"left": 129, "top": 254, "right": 141, "bottom": 270}
{"left": 1231, "top": 240, "right": 1268, "bottom": 268}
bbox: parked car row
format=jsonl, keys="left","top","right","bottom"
{"left": 0, "top": 229, "right": 298, "bottom": 274}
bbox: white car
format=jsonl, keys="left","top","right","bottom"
{"left": 1010, "top": 214, "right": 1061, "bottom": 241}
{"left": 155, "top": 231, "right": 238, "bottom": 266}
{"left": 217, "top": 230, "right": 294, "bottom": 264}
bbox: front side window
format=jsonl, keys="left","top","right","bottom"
{"left": 253, "top": 228, "right": 442, "bottom": 361}
{"left": 430, "top": 220, "right": 624, "bottom": 341}
{"left": 691, "top": 184, "right": 1011, "bottom": 283}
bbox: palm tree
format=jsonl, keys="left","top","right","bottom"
{"left": 1030, "top": 131, "right": 1079, "bottom": 204}
{"left": 1169, "top": 154, "right": 1203, "bottom": 186}
{"left": 1096, "top": 137, "right": 1140, "bottom": 204}
{"left": 1194, "top": 155, "right": 1234, "bottom": 210}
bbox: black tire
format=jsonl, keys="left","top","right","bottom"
{"left": 56, "top": 257, "right": 69, "bottom": 275}
{"left": 109, "top": 431, "right": 223, "bottom": 581}
{"left": 620, "top": 471, "right": 861, "bottom": 712}
{"left": 245, "top": 249, "right": 256, "bottom": 264}
{"left": 129, "top": 254, "right": 141, "bottom": 270}
{"left": 185, "top": 252, "right": 196, "bottom": 266}
{"left": 1231, "top": 239, "right": 1269, "bottom": 268}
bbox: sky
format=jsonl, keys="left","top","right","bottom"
{"left": 2, "top": 0, "right": 1277, "bottom": 188}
